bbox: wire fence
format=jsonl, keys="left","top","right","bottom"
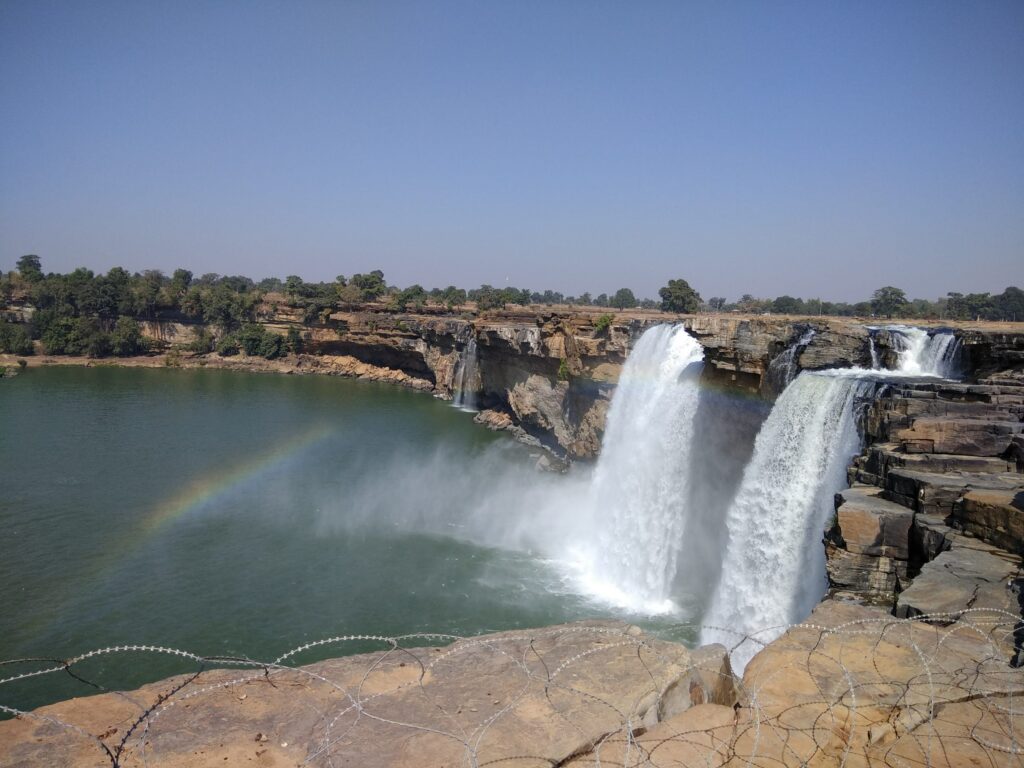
{"left": 1, "top": 606, "right": 1022, "bottom": 767}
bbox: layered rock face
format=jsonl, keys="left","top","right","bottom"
{"left": 827, "top": 375, "right": 1024, "bottom": 618}
{"left": 8, "top": 304, "right": 1023, "bottom": 460}
{"left": 3, "top": 604, "right": 1019, "bottom": 767}
{"left": 226, "top": 308, "right": 903, "bottom": 459}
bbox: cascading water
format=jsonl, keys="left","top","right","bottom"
{"left": 888, "top": 326, "right": 960, "bottom": 377}
{"left": 572, "top": 324, "right": 704, "bottom": 614}
{"left": 763, "top": 328, "right": 816, "bottom": 397}
{"left": 868, "top": 331, "right": 881, "bottom": 369}
{"left": 700, "top": 371, "right": 871, "bottom": 670}
{"left": 917, "top": 332, "right": 960, "bottom": 378}
{"left": 452, "top": 339, "right": 479, "bottom": 410}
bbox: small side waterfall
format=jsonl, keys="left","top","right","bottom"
{"left": 868, "top": 331, "right": 881, "bottom": 369}
{"left": 574, "top": 324, "right": 704, "bottom": 613}
{"left": 918, "top": 332, "right": 960, "bottom": 378}
{"left": 763, "top": 328, "right": 816, "bottom": 397}
{"left": 452, "top": 339, "right": 479, "bottom": 410}
{"left": 889, "top": 326, "right": 960, "bottom": 377}
{"left": 700, "top": 371, "right": 871, "bottom": 669}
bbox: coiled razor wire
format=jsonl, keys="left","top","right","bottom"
{"left": 0, "top": 608, "right": 1021, "bottom": 767}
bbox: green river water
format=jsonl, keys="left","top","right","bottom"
{"left": 0, "top": 366, "right": 695, "bottom": 712}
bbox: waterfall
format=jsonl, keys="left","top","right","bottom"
{"left": 868, "top": 332, "right": 881, "bottom": 369}
{"left": 452, "top": 339, "right": 479, "bottom": 410}
{"left": 919, "top": 332, "right": 960, "bottom": 378}
{"left": 763, "top": 328, "right": 816, "bottom": 397}
{"left": 700, "top": 371, "right": 870, "bottom": 670}
{"left": 573, "top": 324, "right": 704, "bottom": 614}
{"left": 889, "top": 326, "right": 960, "bottom": 377}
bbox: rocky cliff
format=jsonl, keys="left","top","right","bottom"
{"left": 154, "top": 307, "right": 1024, "bottom": 459}
{"left": 8, "top": 304, "right": 1024, "bottom": 460}
{"left": 2, "top": 602, "right": 1019, "bottom": 767}
{"left": 827, "top": 375, "right": 1024, "bottom": 618}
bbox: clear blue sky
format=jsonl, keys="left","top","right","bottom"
{"left": 1, "top": 1, "right": 1021, "bottom": 302}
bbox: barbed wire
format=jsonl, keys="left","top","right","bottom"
{"left": 1, "top": 608, "right": 1022, "bottom": 767}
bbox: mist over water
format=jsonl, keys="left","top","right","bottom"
{"left": 2, "top": 322, "right": 967, "bottom": 708}
{"left": 571, "top": 325, "right": 704, "bottom": 613}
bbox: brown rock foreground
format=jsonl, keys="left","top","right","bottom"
{"left": 2, "top": 603, "right": 1023, "bottom": 767}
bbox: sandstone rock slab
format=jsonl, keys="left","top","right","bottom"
{"left": 0, "top": 622, "right": 717, "bottom": 768}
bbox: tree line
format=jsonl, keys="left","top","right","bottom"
{"left": 1, "top": 255, "right": 1021, "bottom": 358}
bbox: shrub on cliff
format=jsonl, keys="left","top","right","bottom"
{"left": 188, "top": 329, "right": 216, "bottom": 354}
{"left": 110, "top": 317, "right": 144, "bottom": 356}
{"left": 216, "top": 334, "right": 240, "bottom": 356}
{"left": 593, "top": 314, "right": 614, "bottom": 335}
{"left": 557, "top": 358, "right": 571, "bottom": 381}
{"left": 234, "top": 324, "right": 286, "bottom": 359}
{"left": 39, "top": 316, "right": 110, "bottom": 357}
{"left": 0, "top": 321, "right": 34, "bottom": 355}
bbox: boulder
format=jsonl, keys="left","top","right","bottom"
{"left": 894, "top": 417, "right": 1024, "bottom": 456}
{"left": 895, "top": 539, "right": 1021, "bottom": 620}
{"left": 826, "top": 486, "right": 914, "bottom": 604}
{"left": 883, "top": 468, "right": 1024, "bottom": 516}
{"left": 954, "top": 489, "right": 1024, "bottom": 554}
{"left": 569, "top": 600, "right": 1024, "bottom": 767}
{"left": 861, "top": 443, "right": 1015, "bottom": 481}
{"left": 831, "top": 485, "right": 913, "bottom": 559}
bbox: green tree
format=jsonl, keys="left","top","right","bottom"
{"left": 169, "top": 269, "right": 193, "bottom": 301}
{"left": 392, "top": 284, "right": 427, "bottom": 311}
{"left": 611, "top": 288, "right": 637, "bottom": 309}
{"left": 188, "top": 328, "right": 215, "bottom": 354}
{"left": 772, "top": 295, "right": 803, "bottom": 314}
{"left": 474, "top": 285, "right": 504, "bottom": 310}
{"left": 110, "top": 317, "right": 144, "bottom": 356}
{"left": 870, "top": 286, "right": 908, "bottom": 318}
{"left": 284, "top": 275, "right": 305, "bottom": 302}
{"left": 351, "top": 270, "right": 386, "bottom": 301}
{"left": 439, "top": 285, "right": 467, "bottom": 309}
{"left": 16, "top": 255, "right": 43, "bottom": 283}
{"left": 286, "top": 327, "right": 304, "bottom": 353}
{"left": 994, "top": 287, "right": 1024, "bottom": 321}
{"left": 257, "top": 276, "right": 284, "bottom": 293}
{"left": 216, "top": 333, "right": 240, "bottom": 356}
{"left": 0, "top": 321, "right": 34, "bottom": 355}
{"left": 258, "top": 331, "right": 286, "bottom": 359}
{"left": 658, "top": 279, "right": 702, "bottom": 313}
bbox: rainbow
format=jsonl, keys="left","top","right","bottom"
{"left": 24, "top": 423, "right": 337, "bottom": 640}
{"left": 137, "top": 423, "right": 336, "bottom": 537}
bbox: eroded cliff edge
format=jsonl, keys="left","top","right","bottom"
{"left": 9, "top": 305, "right": 1020, "bottom": 461}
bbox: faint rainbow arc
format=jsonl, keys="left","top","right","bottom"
{"left": 136, "top": 423, "right": 336, "bottom": 538}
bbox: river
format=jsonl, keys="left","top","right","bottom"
{"left": 0, "top": 366, "right": 700, "bottom": 711}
